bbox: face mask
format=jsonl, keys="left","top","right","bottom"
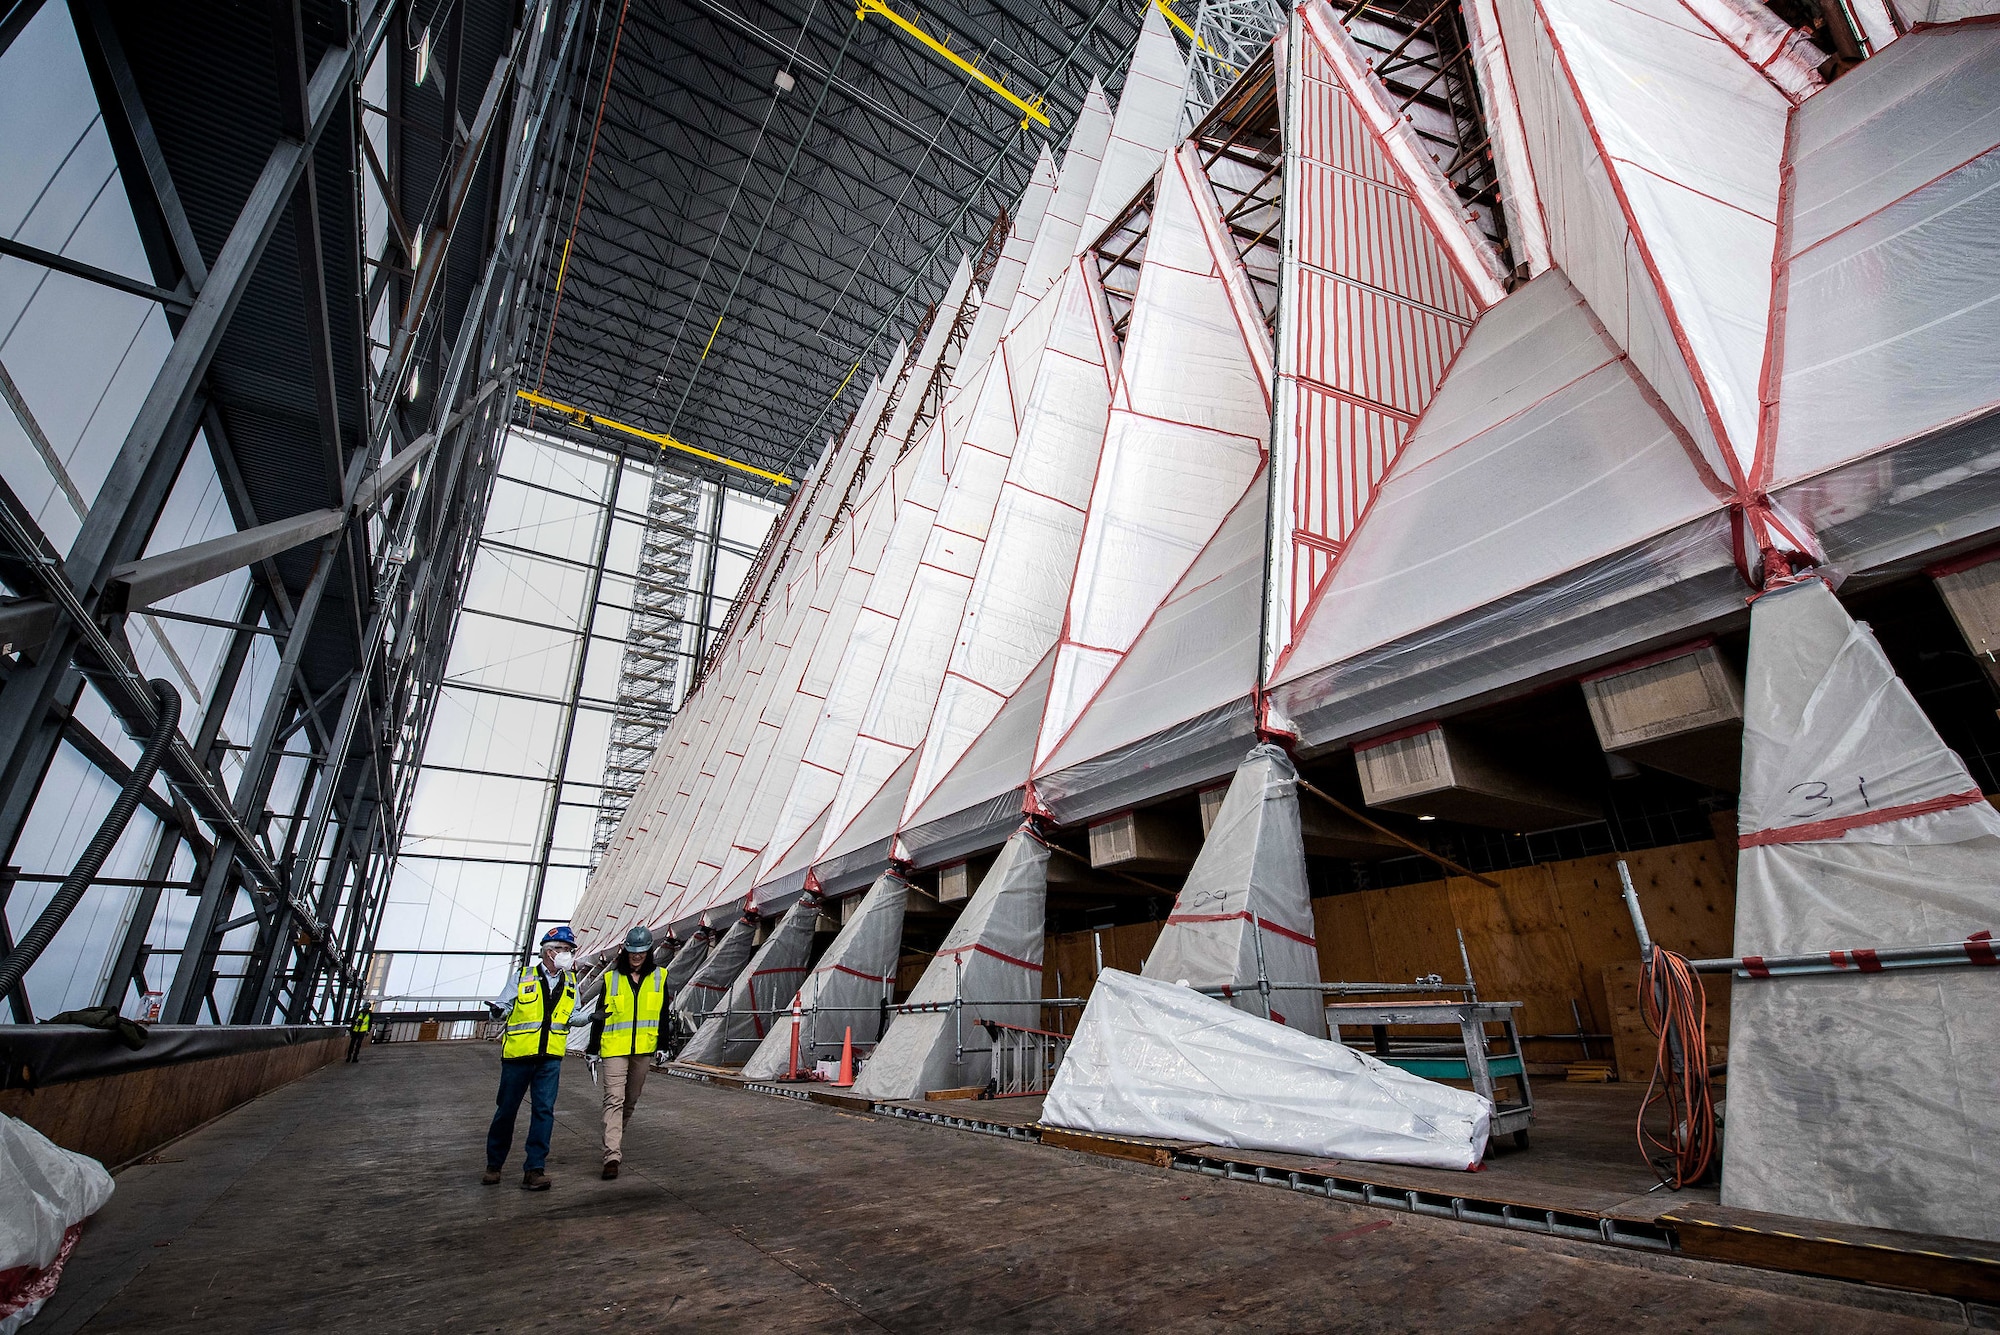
{"left": 550, "top": 951, "right": 575, "bottom": 972}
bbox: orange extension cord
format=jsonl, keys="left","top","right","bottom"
{"left": 1636, "top": 944, "right": 1718, "bottom": 1189}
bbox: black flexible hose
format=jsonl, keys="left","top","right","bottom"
{"left": 0, "top": 678, "right": 181, "bottom": 1002}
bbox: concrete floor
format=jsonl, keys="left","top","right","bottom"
{"left": 36, "top": 1044, "right": 1986, "bottom": 1333}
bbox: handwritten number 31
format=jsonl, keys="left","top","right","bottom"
{"left": 1785, "top": 778, "right": 1869, "bottom": 821}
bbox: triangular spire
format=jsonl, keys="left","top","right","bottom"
{"left": 1727, "top": 576, "right": 2000, "bottom": 1239}
{"left": 895, "top": 256, "right": 1118, "bottom": 831}
{"left": 1081, "top": 4, "right": 1189, "bottom": 238}
{"left": 1142, "top": 744, "right": 1326, "bottom": 1037}
{"left": 1035, "top": 146, "right": 1270, "bottom": 771}
{"left": 678, "top": 888, "right": 824, "bottom": 1066}
{"left": 851, "top": 828, "right": 1049, "bottom": 1098}
{"left": 1489, "top": 0, "right": 1791, "bottom": 487}
{"left": 741, "top": 873, "right": 910, "bottom": 1079}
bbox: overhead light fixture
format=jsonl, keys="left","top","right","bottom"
{"left": 415, "top": 27, "right": 432, "bottom": 86}
{"left": 774, "top": 69, "right": 795, "bottom": 94}
{"left": 406, "top": 365, "right": 421, "bottom": 401}
{"left": 1417, "top": 814, "right": 1436, "bottom": 821}
{"left": 409, "top": 231, "right": 423, "bottom": 268}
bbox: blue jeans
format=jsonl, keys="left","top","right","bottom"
{"left": 487, "top": 1056, "right": 562, "bottom": 1172}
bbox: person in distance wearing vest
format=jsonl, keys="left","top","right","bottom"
{"left": 481, "top": 925, "right": 577, "bottom": 1190}
{"left": 584, "top": 925, "right": 667, "bottom": 1180}
{"left": 346, "top": 1002, "right": 371, "bottom": 1062}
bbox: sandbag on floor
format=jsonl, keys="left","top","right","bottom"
{"left": 1042, "top": 969, "right": 1492, "bottom": 1171}
{"left": 1, "top": 1113, "right": 114, "bottom": 1333}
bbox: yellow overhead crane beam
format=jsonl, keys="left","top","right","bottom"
{"left": 515, "top": 389, "right": 796, "bottom": 487}
{"left": 854, "top": 0, "right": 1050, "bottom": 127}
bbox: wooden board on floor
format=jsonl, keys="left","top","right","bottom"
{"left": 1662, "top": 1201, "right": 2000, "bottom": 1303}
{"left": 1038, "top": 1125, "right": 1194, "bottom": 1167}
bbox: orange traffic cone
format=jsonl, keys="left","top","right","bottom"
{"left": 787, "top": 995, "right": 802, "bottom": 1080}
{"left": 836, "top": 1026, "right": 855, "bottom": 1086}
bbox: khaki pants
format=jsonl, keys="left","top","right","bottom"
{"left": 600, "top": 1054, "right": 650, "bottom": 1164}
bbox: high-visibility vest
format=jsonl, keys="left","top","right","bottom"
{"left": 502, "top": 970, "right": 575, "bottom": 1059}
{"left": 351, "top": 1012, "right": 371, "bottom": 1034}
{"left": 599, "top": 967, "right": 666, "bottom": 1057}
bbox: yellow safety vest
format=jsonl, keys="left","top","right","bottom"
{"left": 351, "top": 1012, "right": 371, "bottom": 1034}
{"left": 502, "top": 970, "right": 575, "bottom": 1059}
{"left": 599, "top": 967, "right": 667, "bottom": 1058}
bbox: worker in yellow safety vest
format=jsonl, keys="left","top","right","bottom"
{"left": 345, "top": 1003, "right": 372, "bottom": 1063}
{"left": 480, "top": 925, "right": 576, "bottom": 1190}
{"left": 584, "top": 925, "right": 667, "bottom": 1180}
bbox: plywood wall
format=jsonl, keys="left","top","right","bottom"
{"left": 1042, "top": 833, "right": 1738, "bottom": 1066}
{"left": 1315, "top": 837, "right": 1737, "bottom": 1061}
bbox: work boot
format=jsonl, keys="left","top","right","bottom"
{"left": 481, "top": 1167, "right": 502, "bottom": 1186}
{"left": 521, "top": 1169, "right": 551, "bottom": 1191}
{"left": 601, "top": 1161, "right": 619, "bottom": 1180}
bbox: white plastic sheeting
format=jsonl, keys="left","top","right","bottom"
{"left": 1034, "top": 475, "right": 1264, "bottom": 824}
{"left": 679, "top": 891, "right": 824, "bottom": 1067}
{"left": 756, "top": 151, "right": 1059, "bottom": 885}
{"left": 1771, "top": 26, "right": 2000, "bottom": 489}
{"left": 900, "top": 648, "right": 1054, "bottom": 869}
{"left": 1143, "top": 744, "right": 1327, "bottom": 1037}
{"left": 1080, "top": 4, "right": 1187, "bottom": 241}
{"left": 1460, "top": 0, "right": 1553, "bottom": 274}
{"left": 669, "top": 910, "right": 760, "bottom": 1028}
{"left": 1269, "top": 272, "right": 1733, "bottom": 746}
{"left": 852, "top": 828, "right": 1049, "bottom": 1099}
{"left": 1725, "top": 578, "right": 2000, "bottom": 1243}
{"left": 742, "top": 873, "right": 910, "bottom": 1079}
{"left": 1042, "top": 970, "right": 1493, "bottom": 1170}
{"left": 662, "top": 925, "right": 716, "bottom": 998}
{"left": 1265, "top": 3, "right": 1498, "bottom": 671}
{"left": 813, "top": 100, "right": 1116, "bottom": 864}
{"left": 1035, "top": 147, "right": 1270, "bottom": 771}
{"left": 1492, "top": 0, "right": 1751, "bottom": 492}
{"left": 897, "top": 257, "right": 1118, "bottom": 829}
{"left": 1, "top": 1113, "right": 112, "bottom": 1332}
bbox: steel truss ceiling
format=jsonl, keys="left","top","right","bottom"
{"left": 518, "top": 0, "right": 1148, "bottom": 487}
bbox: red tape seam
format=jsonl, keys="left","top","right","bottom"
{"left": 940, "top": 942, "right": 1042, "bottom": 973}
{"left": 1167, "top": 910, "right": 1317, "bottom": 948}
{"left": 1738, "top": 789, "right": 1986, "bottom": 848}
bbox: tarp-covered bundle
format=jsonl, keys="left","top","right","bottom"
{"left": 852, "top": 829, "right": 1049, "bottom": 1100}
{"left": 742, "top": 873, "right": 910, "bottom": 1079}
{"left": 662, "top": 924, "right": 715, "bottom": 999}
{"left": 669, "top": 911, "right": 758, "bottom": 1029}
{"left": 1, "top": 1114, "right": 113, "bottom": 1332}
{"left": 1043, "top": 970, "right": 1492, "bottom": 1170}
{"left": 1142, "top": 744, "right": 1326, "bottom": 1036}
{"left": 1725, "top": 578, "right": 2000, "bottom": 1243}
{"left": 678, "top": 891, "right": 825, "bottom": 1068}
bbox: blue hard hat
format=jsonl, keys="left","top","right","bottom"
{"left": 624, "top": 925, "right": 655, "bottom": 951}
{"left": 541, "top": 925, "right": 576, "bottom": 946}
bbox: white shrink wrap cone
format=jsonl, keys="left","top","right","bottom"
{"left": 1726, "top": 577, "right": 2000, "bottom": 1241}
{"left": 1143, "top": 743, "right": 1326, "bottom": 1036}
{"left": 742, "top": 874, "right": 910, "bottom": 1079}
{"left": 853, "top": 829, "right": 1048, "bottom": 1099}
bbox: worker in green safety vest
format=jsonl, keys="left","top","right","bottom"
{"left": 481, "top": 926, "right": 576, "bottom": 1190}
{"left": 585, "top": 925, "right": 667, "bottom": 1180}
{"left": 345, "top": 1003, "right": 371, "bottom": 1063}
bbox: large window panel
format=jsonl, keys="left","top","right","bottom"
{"left": 401, "top": 769, "right": 552, "bottom": 862}
{"left": 444, "top": 610, "right": 581, "bottom": 698}
{"left": 423, "top": 686, "right": 567, "bottom": 779}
